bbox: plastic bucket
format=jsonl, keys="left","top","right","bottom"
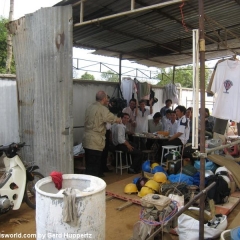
{"left": 35, "top": 174, "right": 106, "bottom": 240}
{"left": 220, "top": 230, "right": 231, "bottom": 240}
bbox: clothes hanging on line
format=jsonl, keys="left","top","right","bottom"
{"left": 134, "top": 78, "right": 150, "bottom": 101}
{"left": 120, "top": 78, "right": 136, "bottom": 105}
{"left": 162, "top": 83, "right": 179, "bottom": 104}
{"left": 211, "top": 60, "right": 240, "bottom": 122}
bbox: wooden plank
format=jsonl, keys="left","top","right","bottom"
{"left": 116, "top": 201, "right": 133, "bottom": 211}
{"left": 228, "top": 211, "right": 240, "bottom": 229}
{"left": 106, "top": 196, "right": 114, "bottom": 201}
{"left": 215, "top": 196, "right": 240, "bottom": 215}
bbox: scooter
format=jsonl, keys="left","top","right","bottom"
{"left": 0, "top": 142, "right": 44, "bottom": 214}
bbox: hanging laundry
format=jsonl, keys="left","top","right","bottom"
{"left": 134, "top": 78, "right": 150, "bottom": 101}
{"left": 120, "top": 78, "right": 136, "bottom": 105}
{"left": 162, "top": 83, "right": 179, "bottom": 104}
{"left": 211, "top": 60, "right": 240, "bottom": 122}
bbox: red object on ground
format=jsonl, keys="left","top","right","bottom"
{"left": 50, "top": 171, "right": 63, "bottom": 190}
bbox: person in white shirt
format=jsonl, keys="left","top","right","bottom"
{"left": 162, "top": 109, "right": 172, "bottom": 131}
{"left": 165, "top": 105, "right": 190, "bottom": 146}
{"left": 159, "top": 106, "right": 189, "bottom": 161}
{"left": 122, "top": 98, "right": 137, "bottom": 142}
{"left": 135, "top": 99, "right": 153, "bottom": 149}
{"left": 111, "top": 113, "right": 142, "bottom": 174}
{"left": 164, "top": 110, "right": 178, "bottom": 136}
{"left": 135, "top": 99, "right": 153, "bottom": 133}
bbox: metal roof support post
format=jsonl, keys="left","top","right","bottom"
{"left": 119, "top": 53, "right": 122, "bottom": 84}
{"left": 80, "top": 0, "right": 85, "bottom": 23}
{"left": 199, "top": 0, "right": 206, "bottom": 239}
{"left": 172, "top": 65, "right": 175, "bottom": 83}
{"left": 131, "top": 0, "right": 135, "bottom": 10}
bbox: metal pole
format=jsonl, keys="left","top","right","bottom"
{"left": 172, "top": 66, "right": 175, "bottom": 84}
{"left": 80, "top": 0, "right": 84, "bottom": 23}
{"left": 74, "top": 0, "right": 183, "bottom": 27}
{"left": 205, "top": 139, "right": 240, "bottom": 153}
{"left": 146, "top": 182, "right": 216, "bottom": 240}
{"left": 119, "top": 53, "right": 122, "bottom": 84}
{"left": 199, "top": 0, "right": 206, "bottom": 239}
{"left": 131, "top": 0, "right": 135, "bottom": 10}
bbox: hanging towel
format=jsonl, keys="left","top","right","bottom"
{"left": 62, "top": 188, "right": 78, "bottom": 226}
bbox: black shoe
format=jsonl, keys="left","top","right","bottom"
{"left": 128, "top": 168, "right": 137, "bottom": 174}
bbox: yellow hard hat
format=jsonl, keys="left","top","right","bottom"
{"left": 153, "top": 172, "right": 167, "bottom": 183}
{"left": 144, "top": 179, "right": 160, "bottom": 192}
{"left": 138, "top": 186, "right": 154, "bottom": 198}
{"left": 151, "top": 162, "right": 159, "bottom": 169}
{"left": 124, "top": 183, "right": 138, "bottom": 194}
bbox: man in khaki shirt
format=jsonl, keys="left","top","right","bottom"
{"left": 82, "top": 91, "right": 121, "bottom": 177}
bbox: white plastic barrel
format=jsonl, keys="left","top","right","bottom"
{"left": 35, "top": 174, "right": 106, "bottom": 240}
{"left": 220, "top": 230, "right": 231, "bottom": 240}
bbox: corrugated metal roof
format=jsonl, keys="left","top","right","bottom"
{"left": 55, "top": 0, "right": 240, "bottom": 67}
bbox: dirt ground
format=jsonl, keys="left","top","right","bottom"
{"left": 0, "top": 171, "right": 141, "bottom": 240}
{"left": 0, "top": 169, "right": 239, "bottom": 240}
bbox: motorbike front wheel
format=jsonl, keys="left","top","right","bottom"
{"left": 24, "top": 171, "right": 44, "bottom": 209}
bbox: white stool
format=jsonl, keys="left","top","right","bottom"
{"left": 178, "top": 145, "right": 182, "bottom": 154}
{"left": 161, "top": 145, "right": 179, "bottom": 166}
{"left": 115, "top": 151, "right": 132, "bottom": 175}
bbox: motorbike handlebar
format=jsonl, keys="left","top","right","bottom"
{"left": 0, "top": 142, "right": 26, "bottom": 152}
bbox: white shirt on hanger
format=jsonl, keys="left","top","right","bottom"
{"left": 211, "top": 60, "right": 240, "bottom": 122}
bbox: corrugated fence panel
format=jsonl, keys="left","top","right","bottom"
{"left": 9, "top": 6, "right": 73, "bottom": 176}
{"left": 0, "top": 78, "right": 19, "bottom": 145}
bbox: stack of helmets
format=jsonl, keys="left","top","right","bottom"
{"left": 136, "top": 177, "right": 148, "bottom": 192}
{"left": 124, "top": 183, "right": 138, "bottom": 194}
{"left": 145, "top": 180, "right": 160, "bottom": 192}
{"left": 215, "top": 166, "right": 231, "bottom": 189}
{"left": 142, "top": 160, "right": 151, "bottom": 173}
{"left": 151, "top": 162, "right": 159, "bottom": 169}
{"left": 137, "top": 186, "right": 154, "bottom": 198}
{"left": 152, "top": 165, "right": 168, "bottom": 176}
{"left": 153, "top": 172, "right": 167, "bottom": 184}
{"left": 138, "top": 179, "right": 160, "bottom": 198}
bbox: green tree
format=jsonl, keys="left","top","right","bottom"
{"left": 0, "top": 17, "right": 16, "bottom": 74}
{"left": 156, "top": 65, "right": 212, "bottom": 88}
{"left": 80, "top": 72, "right": 95, "bottom": 80}
{"left": 101, "top": 70, "right": 119, "bottom": 82}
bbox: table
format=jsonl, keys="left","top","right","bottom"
{"left": 133, "top": 133, "right": 169, "bottom": 161}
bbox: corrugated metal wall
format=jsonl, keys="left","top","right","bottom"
{"left": 72, "top": 82, "right": 165, "bottom": 144}
{"left": 73, "top": 81, "right": 119, "bottom": 144}
{"left": 0, "top": 76, "right": 19, "bottom": 145}
{"left": 9, "top": 6, "right": 73, "bottom": 176}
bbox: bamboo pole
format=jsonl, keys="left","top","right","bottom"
{"left": 6, "top": 0, "right": 14, "bottom": 73}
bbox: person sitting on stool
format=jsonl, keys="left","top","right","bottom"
{"left": 161, "top": 105, "right": 190, "bottom": 158}
{"left": 111, "top": 113, "right": 142, "bottom": 174}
